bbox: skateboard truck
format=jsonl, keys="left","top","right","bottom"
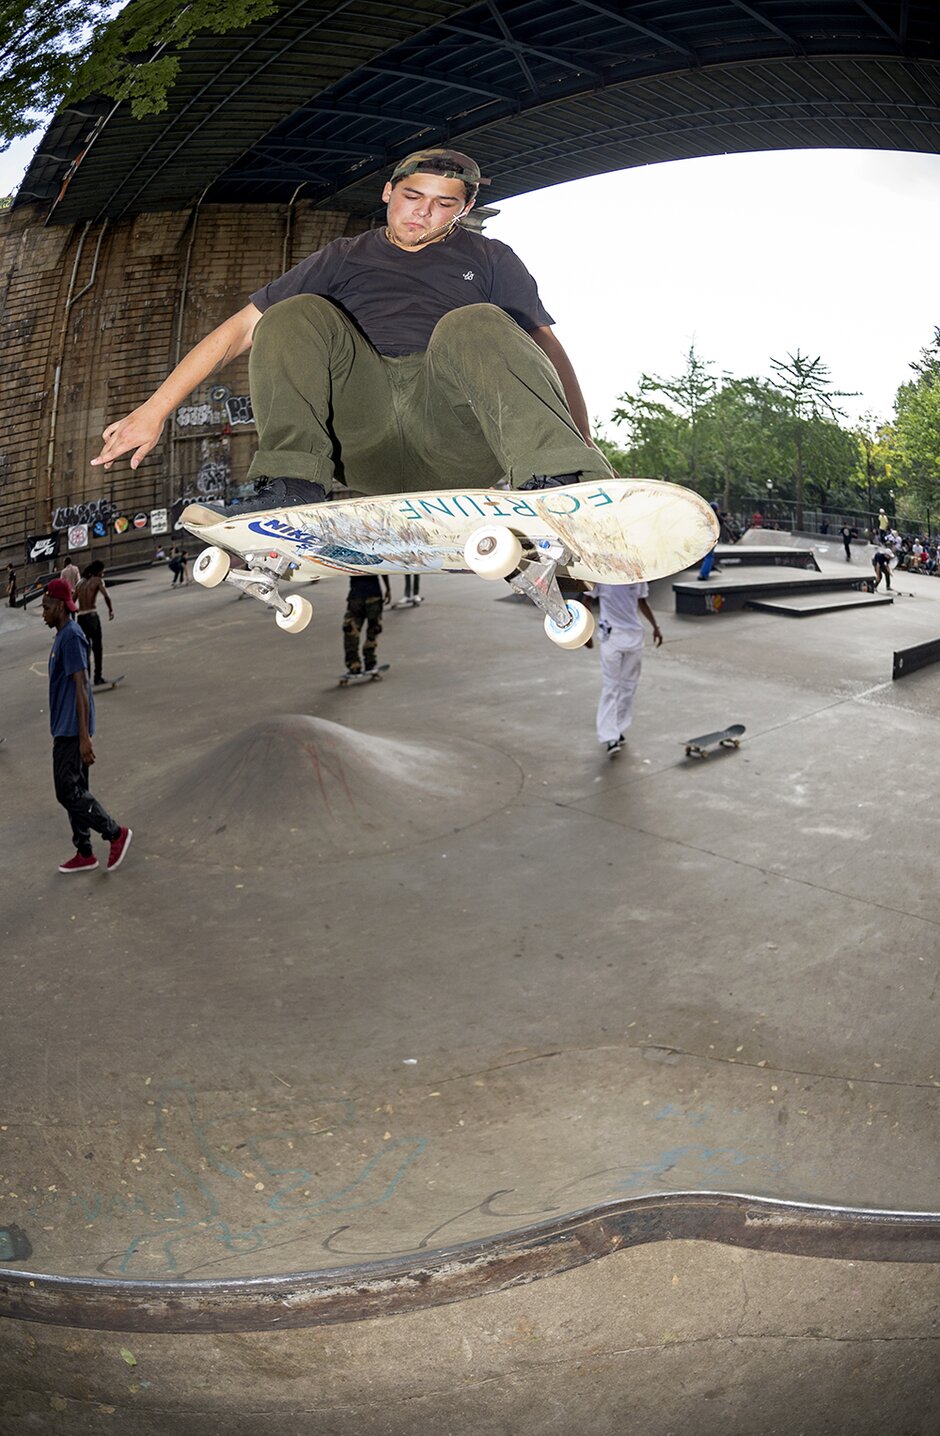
{"left": 193, "top": 546, "right": 313, "bottom": 633}
{"left": 227, "top": 551, "right": 295, "bottom": 614}
{"left": 506, "top": 540, "right": 595, "bottom": 648}
{"left": 463, "top": 525, "right": 594, "bottom": 647}
{"left": 506, "top": 539, "right": 575, "bottom": 627}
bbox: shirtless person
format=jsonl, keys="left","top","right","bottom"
{"left": 92, "top": 148, "right": 611, "bottom": 509}
{"left": 74, "top": 560, "right": 115, "bottom": 687}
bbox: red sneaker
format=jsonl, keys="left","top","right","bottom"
{"left": 58, "top": 852, "right": 99, "bottom": 874}
{"left": 107, "top": 826, "right": 133, "bottom": 871}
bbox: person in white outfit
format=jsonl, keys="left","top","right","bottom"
{"left": 589, "top": 582, "right": 662, "bottom": 756}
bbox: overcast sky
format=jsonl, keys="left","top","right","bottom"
{"left": 489, "top": 148, "right": 940, "bottom": 439}
{"left": 4, "top": 138, "right": 938, "bottom": 436}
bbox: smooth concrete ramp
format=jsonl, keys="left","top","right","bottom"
{"left": 1, "top": 564, "right": 939, "bottom": 1429}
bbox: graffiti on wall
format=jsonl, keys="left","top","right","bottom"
{"left": 52, "top": 496, "right": 116, "bottom": 532}
{"left": 176, "top": 403, "right": 223, "bottom": 428}
{"left": 225, "top": 394, "right": 255, "bottom": 426}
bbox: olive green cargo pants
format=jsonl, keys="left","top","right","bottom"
{"left": 246, "top": 297, "right": 612, "bottom": 494}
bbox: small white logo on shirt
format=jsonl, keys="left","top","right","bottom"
{"left": 463, "top": 270, "right": 475, "bottom": 281}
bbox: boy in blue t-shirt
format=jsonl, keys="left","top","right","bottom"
{"left": 42, "top": 579, "right": 132, "bottom": 874}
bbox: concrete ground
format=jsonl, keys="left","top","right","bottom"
{"left": 0, "top": 537, "right": 938, "bottom": 1431}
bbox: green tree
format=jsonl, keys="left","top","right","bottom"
{"left": 1, "top": 0, "right": 279, "bottom": 148}
{"left": 612, "top": 342, "right": 717, "bottom": 489}
{"left": 768, "top": 350, "right": 857, "bottom": 529}
{"left": 886, "top": 329, "right": 940, "bottom": 518}
{"left": 699, "top": 377, "right": 791, "bottom": 509}
{"left": 0, "top": 2, "right": 112, "bottom": 145}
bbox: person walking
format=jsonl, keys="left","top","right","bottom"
{"left": 74, "top": 560, "right": 116, "bottom": 686}
{"left": 60, "top": 558, "right": 81, "bottom": 594}
{"left": 342, "top": 573, "right": 391, "bottom": 674}
{"left": 840, "top": 525, "right": 855, "bottom": 561}
{"left": 41, "top": 579, "right": 131, "bottom": 874}
{"left": 588, "top": 581, "right": 663, "bottom": 757}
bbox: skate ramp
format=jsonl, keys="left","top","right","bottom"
{"left": 146, "top": 713, "right": 522, "bottom": 864}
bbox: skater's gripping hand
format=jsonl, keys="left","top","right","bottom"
{"left": 92, "top": 402, "right": 166, "bottom": 471}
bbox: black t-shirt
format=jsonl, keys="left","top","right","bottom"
{"left": 250, "top": 226, "right": 554, "bottom": 356}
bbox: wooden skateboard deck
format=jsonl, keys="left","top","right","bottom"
{"left": 181, "top": 479, "right": 718, "bottom": 585}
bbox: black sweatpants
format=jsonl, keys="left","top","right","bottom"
{"left": 52, "top": 736, "right": 120, "bottom": 855}
{"left": 77, "top": 612, "right": 103, "bottom": 684}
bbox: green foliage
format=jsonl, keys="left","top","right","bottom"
{"left": 0, "top": 2, "right": 113, "bottom": 144}
{"left": 1, "top": 0, "right": 280, "bottom": 147}
{"left": 885, "top": 329, "right": 940, "bottom": 514}
{"left": 611, "top": 343, "right": 873, "bottom": 522}
{"left": 767, "top": 351, "right": 858, "bottom": 526}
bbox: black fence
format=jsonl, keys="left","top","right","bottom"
{"left": 734, "top": 495, "right": 927, "bottom": 540}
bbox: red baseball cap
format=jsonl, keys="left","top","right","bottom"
{"left": 46, "top": 578, "right": 78, "bottom": 611}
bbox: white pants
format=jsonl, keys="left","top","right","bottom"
{"left": 596, "top": 630, "right": 644, "bottom": 743}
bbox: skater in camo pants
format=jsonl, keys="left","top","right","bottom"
{"left": 343, "top": 574, "right": 391, "bottom": 673}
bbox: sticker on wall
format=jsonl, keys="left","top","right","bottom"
{"left": 150, "top": 508, "right": 168, "bottom": 535}
{"left": 68, "top": 524, "right": 89, "bottom": 550}
{"left": 26, "top": 532, "right": 59, "bottom": 563}
{"left": 92, "top": 519, "right": 108, "bottom": 539}
{"left": 133, "top": 512, "right": 148, "bottom": 530}
{"left": 112, "top": 515, "right": 130, "bottom": 535}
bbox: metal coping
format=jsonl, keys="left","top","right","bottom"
{"left": 2, "top": 1192, "right": 938, "bottom": 1334}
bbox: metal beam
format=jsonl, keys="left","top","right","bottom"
{"left": 362, "top": 59, "right": 518, "bottom": 103}
{"left": 572, "top": 0, "right": 698, "bottom": 61}
{"left": 727, "top": 0, "right": 803, "bottom": 54}
{"left": 853, "top": 0, "right": 902, "bottom": 42}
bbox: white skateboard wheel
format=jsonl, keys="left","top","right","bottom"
{"left": 193, "top": 546, "right": 231, "bottom": 587}
{"left": 544, "top": 599, "right": 595, "bottom": 650}
{"left": 275, "top": 593, "right": 313, "bottom": 633}
{"left": 463, "top": 525, "right": 523, "bottom": 580}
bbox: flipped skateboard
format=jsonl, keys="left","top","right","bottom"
{"left": 338, "top": 664, "right": 390, "bottom": 687}
{"left": 684, "top": 724, "right": 745, "bottom": 759}
{"left": 94, "top": 675, "right": 125, "bottom": 692}
{"left": 181, "top": 479, "right": 718, "bottom": 651}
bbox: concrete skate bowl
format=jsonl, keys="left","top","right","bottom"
{"left": 144, "top": 713, "right": 523, "bottom": 866}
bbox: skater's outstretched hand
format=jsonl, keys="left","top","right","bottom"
{"left": 93, "top": 402, "right": 166, "bottom": 472}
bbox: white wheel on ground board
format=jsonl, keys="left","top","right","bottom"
{"left": 463, "top": 525, "right": 524, "bottom": 580}
{"left": 544, "top": 600, "right": 595, "bottom": 650}
{"left": 275, "top": 593, "right": 313, "bottom": 633}
{"left": 193, "top": 546, "right": 231, "bottom": 587}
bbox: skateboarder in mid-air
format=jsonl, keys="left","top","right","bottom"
{"left": 92, "top": 149, "right": 612, "bottom": 506}
{"left": 42, "top": 580, "right": 131, "bottom": 874}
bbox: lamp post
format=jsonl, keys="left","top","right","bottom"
{"left": 766, "top": 479, "right": 773, "bottom": 528}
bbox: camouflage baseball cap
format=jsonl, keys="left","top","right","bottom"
{"left": 390, "top": 149, "right": 489, "bottom": 186}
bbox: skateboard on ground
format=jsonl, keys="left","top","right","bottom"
{"left": 684, "top": 723, "right": 745, "bottom": 759}
{"left": 181, "top": 479, "right": 717, "bottom": 651}
{"left": 94, "top": 675, "right": 125, "bottom": 692}
{"left": 338, "top": 664, "right": 390, "bottom": 687}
